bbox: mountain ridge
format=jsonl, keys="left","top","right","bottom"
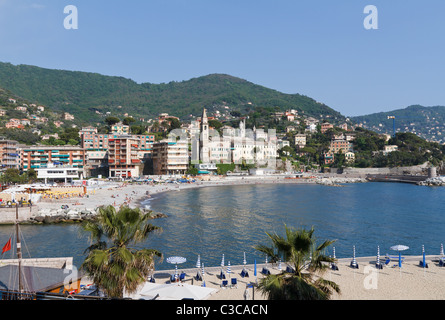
{"left": 0, "top": 62, "right": 344, "bottom": 125}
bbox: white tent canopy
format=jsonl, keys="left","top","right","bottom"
{"left": 126, "top": 282, "right": 217, "bottom": 300}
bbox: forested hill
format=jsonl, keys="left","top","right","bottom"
{"left": 0, "top": 62, "right": 344, "bottom": 124}
{"left": 351, "top": 105, "right": 445, "bottom": 144}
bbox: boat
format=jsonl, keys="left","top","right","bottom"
{"left": 0, "top": 205, "right": 103, "bottom": 300}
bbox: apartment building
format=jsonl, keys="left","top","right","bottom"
{"left": 152, "top": 140, "right": 188, "bottom": 175}
{"left": 22, "top": 146, "right": 86, "bottom": 177}
{"left": 0, "top": 139, "right": 21, "bottom": 171}
{"left": 107, "top": 136, "right": 142, "bottom": 178}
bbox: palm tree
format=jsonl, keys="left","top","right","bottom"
{"left": 255, "top": 224, "right": 340, "bottom": 300}
{"left": 80, "top": 205, "right": 162, "bottom": 298}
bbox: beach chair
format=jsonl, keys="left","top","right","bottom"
{"left": 286, "top": 266, "right": 295, "bottom": 273}
{"left": 419, "top": 260, "right": 429, "bottom": 268}
{"left": 231, "top": 278, "right": 238, "bottom": 289}
{"left": 179, "top": 272, "right": 186, "bottom": 282}
{"left": 261, "top": 267, "right": 271, "bottom": 275}
{"left": 439, "top": 258, "right": 445, "bottom": 267}
{"left": 330, "top": 263, "right": 339, "bottom": 271}
{"left": 375, "top": 262, "right": 383, "bottom": 269}
{"left": 221, "top": 280, "right": 228, "bottom": 288}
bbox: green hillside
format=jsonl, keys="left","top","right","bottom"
{"left": 0, "top": 62, "right": 344, "bottom": 125}
{"left": 351, "top": 105, "right": 445, "bottom": 143}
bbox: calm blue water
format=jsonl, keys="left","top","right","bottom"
{"left": 0, "top": 182, "right": 444, "bottom": 271}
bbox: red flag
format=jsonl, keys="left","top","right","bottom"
{"left": 2, "top": 238, "right": 11, "bottom": 255}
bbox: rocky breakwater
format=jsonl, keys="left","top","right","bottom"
{"left": 28, "top": 206, "right": 167, "bottom": 225}
{"left": 418, "top": 176, "right": 445, "bottom": 186}
{"left": 316, "top": 177, "right": 368, "bottom": 186}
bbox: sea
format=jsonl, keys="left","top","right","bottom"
{"left": 0, "top": 182, "right": 444, "bottom": 271}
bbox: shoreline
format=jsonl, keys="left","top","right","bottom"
{"left": 12, "top": 174, "right": 366, "bottom": 224}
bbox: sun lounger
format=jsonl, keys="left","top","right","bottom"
{"left": 231, "top": 278, "right": 238, "bottom": 288}
{"left": 221, "top": 280, "right": 228, "bottom": 288}
{"left": 286, "top": 266, "right": 295, "bottom": 273}
{"left": 331, "top": 263, "right": 339, "bottom": 271}
{"left": 439, "top": 257, "right": 445, "bottom": 267}
{"left": 385, "top": 254, "right": 405, "bottom": 262}
{"left": 419, "top": 260, "right": 429, "bottom": 268}
{"left": 261, "top": 267, "right": 271, "bottom": 275}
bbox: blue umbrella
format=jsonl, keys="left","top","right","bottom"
{"left": 391, "top": 245, "right": 409, "bottom": 268}
{"left": 254, "top": 259, "right": 257, "bottom": 277}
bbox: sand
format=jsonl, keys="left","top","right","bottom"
{"left": 147, "top": 255, "right": 445, "bottom": 300}
{"left": 36, "top": 175, "right": 321, "bottom": 212}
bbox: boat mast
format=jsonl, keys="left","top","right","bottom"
{"left": 15, "top": 204, "right": 23, "bottom": 293}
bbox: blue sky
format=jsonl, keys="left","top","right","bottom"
{"left": 0, "top": 0, "right": 444, "bottom": 117}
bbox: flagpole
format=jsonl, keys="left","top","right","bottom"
{"left": 15, "top": 204, "right": 23, "bottom": 293}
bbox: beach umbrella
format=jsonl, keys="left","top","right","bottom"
{"left": 350, "top": 245, "right": 358, "bottom": 269}
{"left": 390, "top": 245, "right": 409, "bottom": 268}
{"left": 243, "top": 252, "right": 247, "bottom": 266}
{"left": 220, "top": 254, "right": 225, "bottom": 279}
{"left": 227, "top": 261, "right": 231, "bottom": 279}
{"left": 201, "top": 263, "right": 206, "bottom": 287}
{"left": 254, "top": 259, "right": 257, "bottom": 277}
{"left": 166, "top": 256, "right": 186, "bottom": 281}
{"left": 441, "top": 244, "right": 444, "bottom": 257}
{"left": 278, "top": 258, "right": 282, "bottom": 271}
{"left": 420, "top": 245, "right": 428, "bottom": 268}
{"left": 376, "top": 246, "right": 383, "bottom": 269}
{"left": 196, "top": 255, "right": 201, "bottom": 280}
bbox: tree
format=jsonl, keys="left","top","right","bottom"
{"left": 105, "top": 116, "right": 121, "bottom": 126}
{"left": 80, "top": 205, "right": 163, "bottom": 298}
{"left": 123, "top": 117, "right": 136, "bottom": 126}
{"left": 255, "top": 225, "right": 340, "bottom": 300}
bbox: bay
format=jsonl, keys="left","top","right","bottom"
{"left": 0, "top": 182, "right": 443, "bottom": 271}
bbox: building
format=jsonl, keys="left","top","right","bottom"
{"left": 0, "top": 139, "right": 20, "bottom": 171}
{"left": 324, "top": 153, "right": 334, "bottom": 165}
{"left": 152, "top": 139, "right": 188, "bottom": 175}
{"left": 110, "top": 122, "right": 130, "bottom": 135}
{"left": 36, "top": 162, "right": 80, "bottom": 184}
{"left": 22, "top": 146, "right": 86, "bottom": 178}
{"left": 383, "top": 145, "right": 398, "bottom": 155}
{"left": 195, "top": 108, "right": 277, "bottom": 167}
{"left": 81, "top": 132, "right": 155, "bottom": 177}
{"left": 64, "top": 113, "right": 75, "bottom": 121}
{"left": 321, "top": 122, "right": 334, "bottom": 134}
{"left": 345, "top": 151, "right": 355, "bottom": 164}
{"left": 107, "top": 135, "right": 142, "bottom": 178}
{"left": 329, "top": 139, "right": 353, "bottom": 154}
{"left": 295, "top": 134, "right": 307, "bottom": 149}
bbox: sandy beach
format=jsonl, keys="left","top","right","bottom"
{"left": 35, "top": 175, "right": 325, "bottom": 212}
{"left": 146, "top": 255, "right": 445, "bottom": 300}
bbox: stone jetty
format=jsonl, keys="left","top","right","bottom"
{"left": 418, "top": 176, "right": 445, "bottom": 186}
{"left": 25, "top": 206, "right": 167, "bottom": 225}
{"left": 315, "top": 177, "right": 367, "bottom": 186}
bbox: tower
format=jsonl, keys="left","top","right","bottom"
{"left": 199, "top": 108, "right": 210, "bottom": 163}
